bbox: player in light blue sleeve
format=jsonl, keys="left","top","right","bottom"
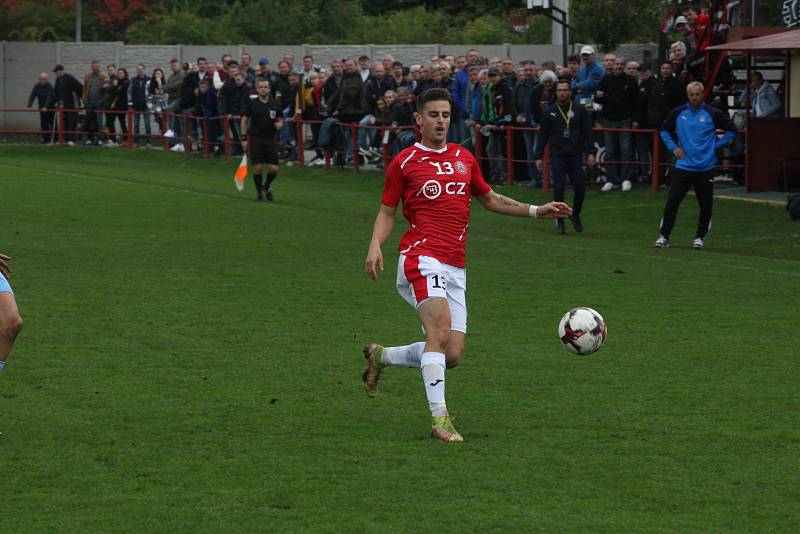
{"left": 0, "top": 252, "right": 23, "bottom": 372}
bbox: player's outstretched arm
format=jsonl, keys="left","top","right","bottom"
{"left": 365, "top": 204, "right": 397, "bottom": 281}
{"left": 477, "top": 191, "right": 572, "bottom": 219}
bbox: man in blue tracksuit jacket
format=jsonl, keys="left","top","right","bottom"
{"left": 655, "top": 81, "right": 737, "bottom": 249}
{"left": 573, "top": 45, "right": 604, "bottom": 106}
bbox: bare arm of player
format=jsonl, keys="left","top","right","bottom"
{"left": 365, "top": 204, "right": 398, "bottom": 281}
{"left": 476, "top": 191, "right": 572, "bottom": 219}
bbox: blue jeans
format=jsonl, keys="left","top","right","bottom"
{"left": 133, "top": 106, "right": 151, "bottom": 144}
{"left": 522, "top": 129, "right": 539, "bottom": 182}
{"left": 279, "top": 108, "right": 295, "bottom": 159}
{"left": 358, "top": 115, "right": 376, "bottom": 148}
{"left": 180, "top": 107, "right": 197, "bottom": 143}
{"left": 448, "top": 116, "right": 470, "bottom": 145}
{"left": 602, "top": 118, "right": 633, "bottom": 184}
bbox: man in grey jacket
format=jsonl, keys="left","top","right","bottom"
{"left": 164, "top": 59, "right": 184, "bottom": 141}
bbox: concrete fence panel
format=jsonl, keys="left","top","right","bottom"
{"left": 2, "top": 41, "right": 59, "bottom": 128}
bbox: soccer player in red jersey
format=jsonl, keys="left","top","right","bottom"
{"left": 362, "top": 88, "right": 572, "bottom": 442}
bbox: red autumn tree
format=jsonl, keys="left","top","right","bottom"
{"left": 92, "top": 0, "right": 156, "bottom": 36}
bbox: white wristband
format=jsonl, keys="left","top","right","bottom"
{"left": 529, "top": 205, "right": 539, "bottom": 219}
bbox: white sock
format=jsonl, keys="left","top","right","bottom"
{"left": 381, "top": 342, "right": 425, "bottom": 368}
{"left": 421, "top": 352, "right": 447, "bottom": 417}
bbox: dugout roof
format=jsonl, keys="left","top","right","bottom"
{"left": 706, "top": 28, "right": 800, "bottom": 51}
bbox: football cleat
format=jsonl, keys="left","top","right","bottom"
{"left": 431, "top": 414, "right": 464, "bottom": 443}
{"left": 654, "top": 236, "right": 669, "bottom": 248}
{"left": 361, "top": 343, "right": 384, "bottom": 398}
{"left": 692, "top": 237, "right": 704, "bottom": 250}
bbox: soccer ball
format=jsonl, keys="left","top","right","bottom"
{"left": 558, "top": 307, "right": 607, "bottom": 355}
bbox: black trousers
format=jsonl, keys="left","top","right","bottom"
{"left": 63, "top": 110, "right": 79, "bottom": 142}
{"left": 39, "top": 110, "right": 54, "bottom": 143}
{"left": 551, "top": 153, "right": 586, "bottom": 216}
{"left": 659, "top": 168, "right": 715, "bottom": 239}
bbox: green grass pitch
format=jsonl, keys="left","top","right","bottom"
{"left": 1, "top": 146, "right": 798, "bottom": 531}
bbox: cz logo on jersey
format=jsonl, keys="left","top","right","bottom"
{"left": 420, "top": 180, "right": 466, "bottom": 200}
{"left": 269, "top": 110, "right": 277, "bottom": 119}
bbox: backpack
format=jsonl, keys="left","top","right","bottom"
{"left": 787, "top": 194, "right": 800, "bottom": 221}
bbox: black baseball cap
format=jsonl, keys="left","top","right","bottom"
{"left": 53, "top": 64, "right": 64, "bottom": 72}
{"left": 488, "top": 67, "right": 500, "bottom": 76}
{"left": 638, "top": 63, "right": 651, "bottom": 71}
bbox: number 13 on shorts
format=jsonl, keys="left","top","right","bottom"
{"left": 397, "top": 254, "right": 469, "bottom": 333}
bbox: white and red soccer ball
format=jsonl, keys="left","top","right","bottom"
{"left": 558, "top": 307, "right": 607, "bottom": 355}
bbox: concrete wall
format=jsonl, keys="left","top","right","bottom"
{"left": 0, "top": 40, "right": 657, "bottom": 129}
{"left": 2, "top": 42, "right": 59, "bottom": 128}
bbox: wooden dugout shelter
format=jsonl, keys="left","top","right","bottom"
{"left": 707, "top": 28, "right": 800, "bottom": 192}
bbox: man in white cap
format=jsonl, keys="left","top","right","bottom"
{"left": 573, "top": 45, "right": 604, "bottom": 109}
{"left": 673, "top": 15, "right": 696, "bottom": 54}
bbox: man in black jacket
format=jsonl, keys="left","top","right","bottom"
{"left": 220, "top": 66, "right": 251, "bottom": 155}
{"left": 28, "top": 72, "right": 55, "bottom": 144}
{"left": 327, "top": 58, "right": 366, "bottom": 163}
{"left": 647, "top": 62, "right": 687, "bottom": 185}
{"left": 180, "top": 58, "right": 209, "bottom": 147}
{"left": 632, "top": 63, "right": 657, "bottom": 181}
{"left": 596, "top": 56, "right": 639, "bottom": 192}
{"left": 485, "top": 67, "right": 513, "bottom": 184}
{"left": 53, "top": 65, "right": 82, "bottom": 145}
{"left": 534, "top": 80, "right": 596, "bottom": 234}
{"left": 321, "top": 60, "right": 343, "bottom": 115}
{"left": 129, "top": 64, "right": 151, "bottom": 147}
{"left": 512, "top": 62, "right": 538, "bottom": 183}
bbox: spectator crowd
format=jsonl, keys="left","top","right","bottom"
{"left": 24, "top": 2, "right": 778, "bottom": 187}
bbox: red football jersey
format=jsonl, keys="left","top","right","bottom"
{"left": 382, "top": 142, "right": 492, "bottom": 268}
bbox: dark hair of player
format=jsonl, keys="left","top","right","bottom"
{"left": 555, "top": 79, "right": 571, "bottom": 91}
{"left": 416, "top": 88, "right": 453, "bottom": 112}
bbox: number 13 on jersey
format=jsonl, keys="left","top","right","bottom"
{"left": 430, "top": 161, "right": 454, "bottom": 175}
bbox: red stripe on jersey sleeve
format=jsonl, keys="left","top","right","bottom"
{"left": 381, "top": 153, "right": 405, "bottom": 207}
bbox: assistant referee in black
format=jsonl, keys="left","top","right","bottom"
{"left": 241, "top": 78, "right": 284, "bottom": 202}
{"left": 534, "top": 79, "right": 596, "bottom": 234}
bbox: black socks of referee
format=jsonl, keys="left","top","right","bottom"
{"left": 253, "top": 173, "right": 264, "bottom": 195}
{"left": 266, "top": 171, "right": 278, "bottom": 190}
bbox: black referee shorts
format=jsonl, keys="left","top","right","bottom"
{"left": 250, "top": 135, "right": 279, "bottom": 165}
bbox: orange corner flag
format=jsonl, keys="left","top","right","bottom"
{"left": 234, "top": 155, "right": 248, "bottom": 191}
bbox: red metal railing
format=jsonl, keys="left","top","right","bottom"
{"left": 1, "top": 108, "right": 746, "bottom": 190}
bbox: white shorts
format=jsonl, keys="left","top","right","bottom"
{"left": 396, "top": 254, "right": 468, "bottom": 334}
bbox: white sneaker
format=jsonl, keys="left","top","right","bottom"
{"left": 654, "top": 236, "right": 669, "bottom": 248}
{"left": 622, "top": 180, "right": 632, "bottom": 192}
{"left": 170, "top": 143, "right": 184, "bottom": 153}
{"left": 692, "top": 237, "right": 704, "bottom": 250}
{"left": 85, "top": 139, "right": 93, "bottom": 146}
{"left": 601, "top": 182, "right": 617, "bottom": 192}
{"left": 164, "top": 129, "right": 175, "bottom": 139}
{"left": 66, "top": 141, "right": 75, "bottom": 147}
